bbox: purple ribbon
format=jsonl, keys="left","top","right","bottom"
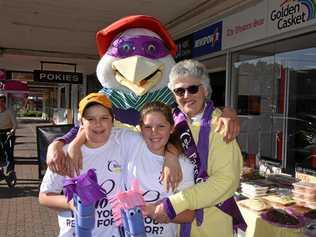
{"left": 173, "top": 101, "right": 213, "bottom": 183}
{"left": 173, "top": 101, "right": 213, "bottom": 228}
{"left": 196, "top": 101, "right": 213, "bottom": 182}
{"left": 218, "top": 197, "right": 247, "bottom": 232}
{"left": 63, "top": 169, "right": 107, "bottom": 205}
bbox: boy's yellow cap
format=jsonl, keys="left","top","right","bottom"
{"left": 79, "top": 93, "right": 112, "bottom": 115}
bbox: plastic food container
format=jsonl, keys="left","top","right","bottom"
{"left": 292, "top": 182, "right": 316, "bottom": 195}
{"left": 293, "top": 197, "right": 307, "bottom": 207}
{"left": 305, "top": 200, "right": 316, "bottom": 209}
{"left": 293, "top": 196, "right": 316, "bottom": 209}
{"left": 292, "top": 190, "right": 316, "bottom": 202}
{"left": 292, "top": 190, "right": 305, "bottom": 200}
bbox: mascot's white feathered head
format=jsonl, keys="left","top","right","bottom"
{"left": 95, "top": 15, "right": 177, "bottom": 125}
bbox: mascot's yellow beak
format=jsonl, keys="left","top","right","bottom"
{"left": 112, "top": 56, "right": 163, "bottom": 96}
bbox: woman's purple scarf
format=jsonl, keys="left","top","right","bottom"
{"left": 173, "top": 101, "right": 213, "bottom": 229}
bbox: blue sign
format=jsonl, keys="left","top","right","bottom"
{"left": 175, "top": 34, "right": 193, "bottom": 61}
{"left": 175, "top": 21, "right": 223, "bottom": 60}
{"left": 192, "top": 21, "right": 222, "bottom": 58}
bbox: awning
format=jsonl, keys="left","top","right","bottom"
{"left": 0, "top": 80, "right": 29, "bottom": 92}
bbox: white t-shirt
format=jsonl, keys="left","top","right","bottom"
{"left": 40, "top": 128, "right": 136, "bottom": 237}
{"left": 125, "top": 133, "right": 194, "bottom": 237}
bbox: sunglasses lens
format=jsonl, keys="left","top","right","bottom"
{"left": 187, "top": 85, "right": 200, "bottom": 94}
{"left": 173, "top": 88, "right": 185, "bottom": 96}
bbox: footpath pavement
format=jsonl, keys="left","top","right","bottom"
{"left": 0, "top": 118, "right": 59, "bottom": 237}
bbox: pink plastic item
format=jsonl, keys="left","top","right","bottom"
{"left": 110, "top": 180, "right": 145, "bottom": 226}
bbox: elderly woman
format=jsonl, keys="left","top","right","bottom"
{"left": 145, "top": 59, "right": 246, "bottom": 237}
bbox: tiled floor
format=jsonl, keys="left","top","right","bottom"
{"left": 0, "top": 118, "right": 59, "bottom": 237}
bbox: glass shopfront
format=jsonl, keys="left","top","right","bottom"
{"left": 232, "top": 32, "right": 316, "bottom": 175}
{"left": 202, "top": 54, "right": 227, "bottom": 108}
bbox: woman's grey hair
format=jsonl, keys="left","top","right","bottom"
{"left": 168, "top": 59, "right": 212, "bottom": 98}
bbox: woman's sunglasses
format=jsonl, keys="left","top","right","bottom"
{"left": 173, "top": 84, "right": 201, "bottom": 97}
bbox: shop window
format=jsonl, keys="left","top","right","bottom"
{"left": 232, "top": 32, "right": 316, "bottom": 175}
{"left": 237, "top": 95, "right": 261, "bottom": 115}
{"left": 209, "top": 71, "right": 225, "bottom": 107}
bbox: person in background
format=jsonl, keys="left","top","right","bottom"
{"left": 144, "top": 59, "right": 246, "bottom": 237}
{"left": 0, "top": 93, "right": 17, "bottom": 183}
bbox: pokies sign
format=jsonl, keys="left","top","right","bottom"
{"left": 33, "top": 70, "right": 83, "bottom": 84}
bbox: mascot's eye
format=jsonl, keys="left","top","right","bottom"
{"left": 118, "top": 41, "right": 134, "bottom": 57}
{"left": 128, "top": 209, "right": 135, "bottom": 216}
{"left": 135, "top": 207, "right": 141, "bottom": 213}
{"left": 144, "top": 42, "right": 158, "bottom": 56}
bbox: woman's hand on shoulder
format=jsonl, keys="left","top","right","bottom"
{"left": 215, "top": 107, "right": 240, "bottom": 143}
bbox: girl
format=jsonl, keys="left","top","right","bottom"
{"left": 125, "top": 101, "right": 195, "bottom": 237}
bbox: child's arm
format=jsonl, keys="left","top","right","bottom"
{"left": 47, "top": 127, "right": 86, "bottom": 177}
{"left": 66, "top": 127, "right": 87, "bottom": 175}
{"left": 46, "top": 125, "right": 79, "bottom": 175}
{"left": 39, "top": 161, "right": 73, "bottom": 211}
{"left": 161, "top": 143, "right": 183, "bottom": 192}
{"left": 39, "top": 192, "right": 74, "bottom": 212}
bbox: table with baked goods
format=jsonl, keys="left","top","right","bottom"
{"left": 236, "top": 174, "right": 316, "bottom": 237}
{"left": 238, "top": 203, "right": 304, "bottom": 237}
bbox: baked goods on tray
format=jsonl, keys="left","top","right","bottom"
{"left": 262, "top": 195, "right": 295, "bottom": 206}
{"left": 238, "top": 198, "right": 270, "bottom": 211}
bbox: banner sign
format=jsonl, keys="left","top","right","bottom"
{"left": 175, "top": 0, "right": 316, "bottom": 58}
{"left": 175, "top": 21, "right": 222, "bottom": 60}
{"left": 267, "top": 0, "right": 316, "bottom": 35}
{"left": 33, "top": 70, "right": 83, "bottom": 84}
{"left": 222, "top": 1, "right": 267, "bottom": 49}
{"left": 192, "top": 21, "right": 222, "bottom": 58}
